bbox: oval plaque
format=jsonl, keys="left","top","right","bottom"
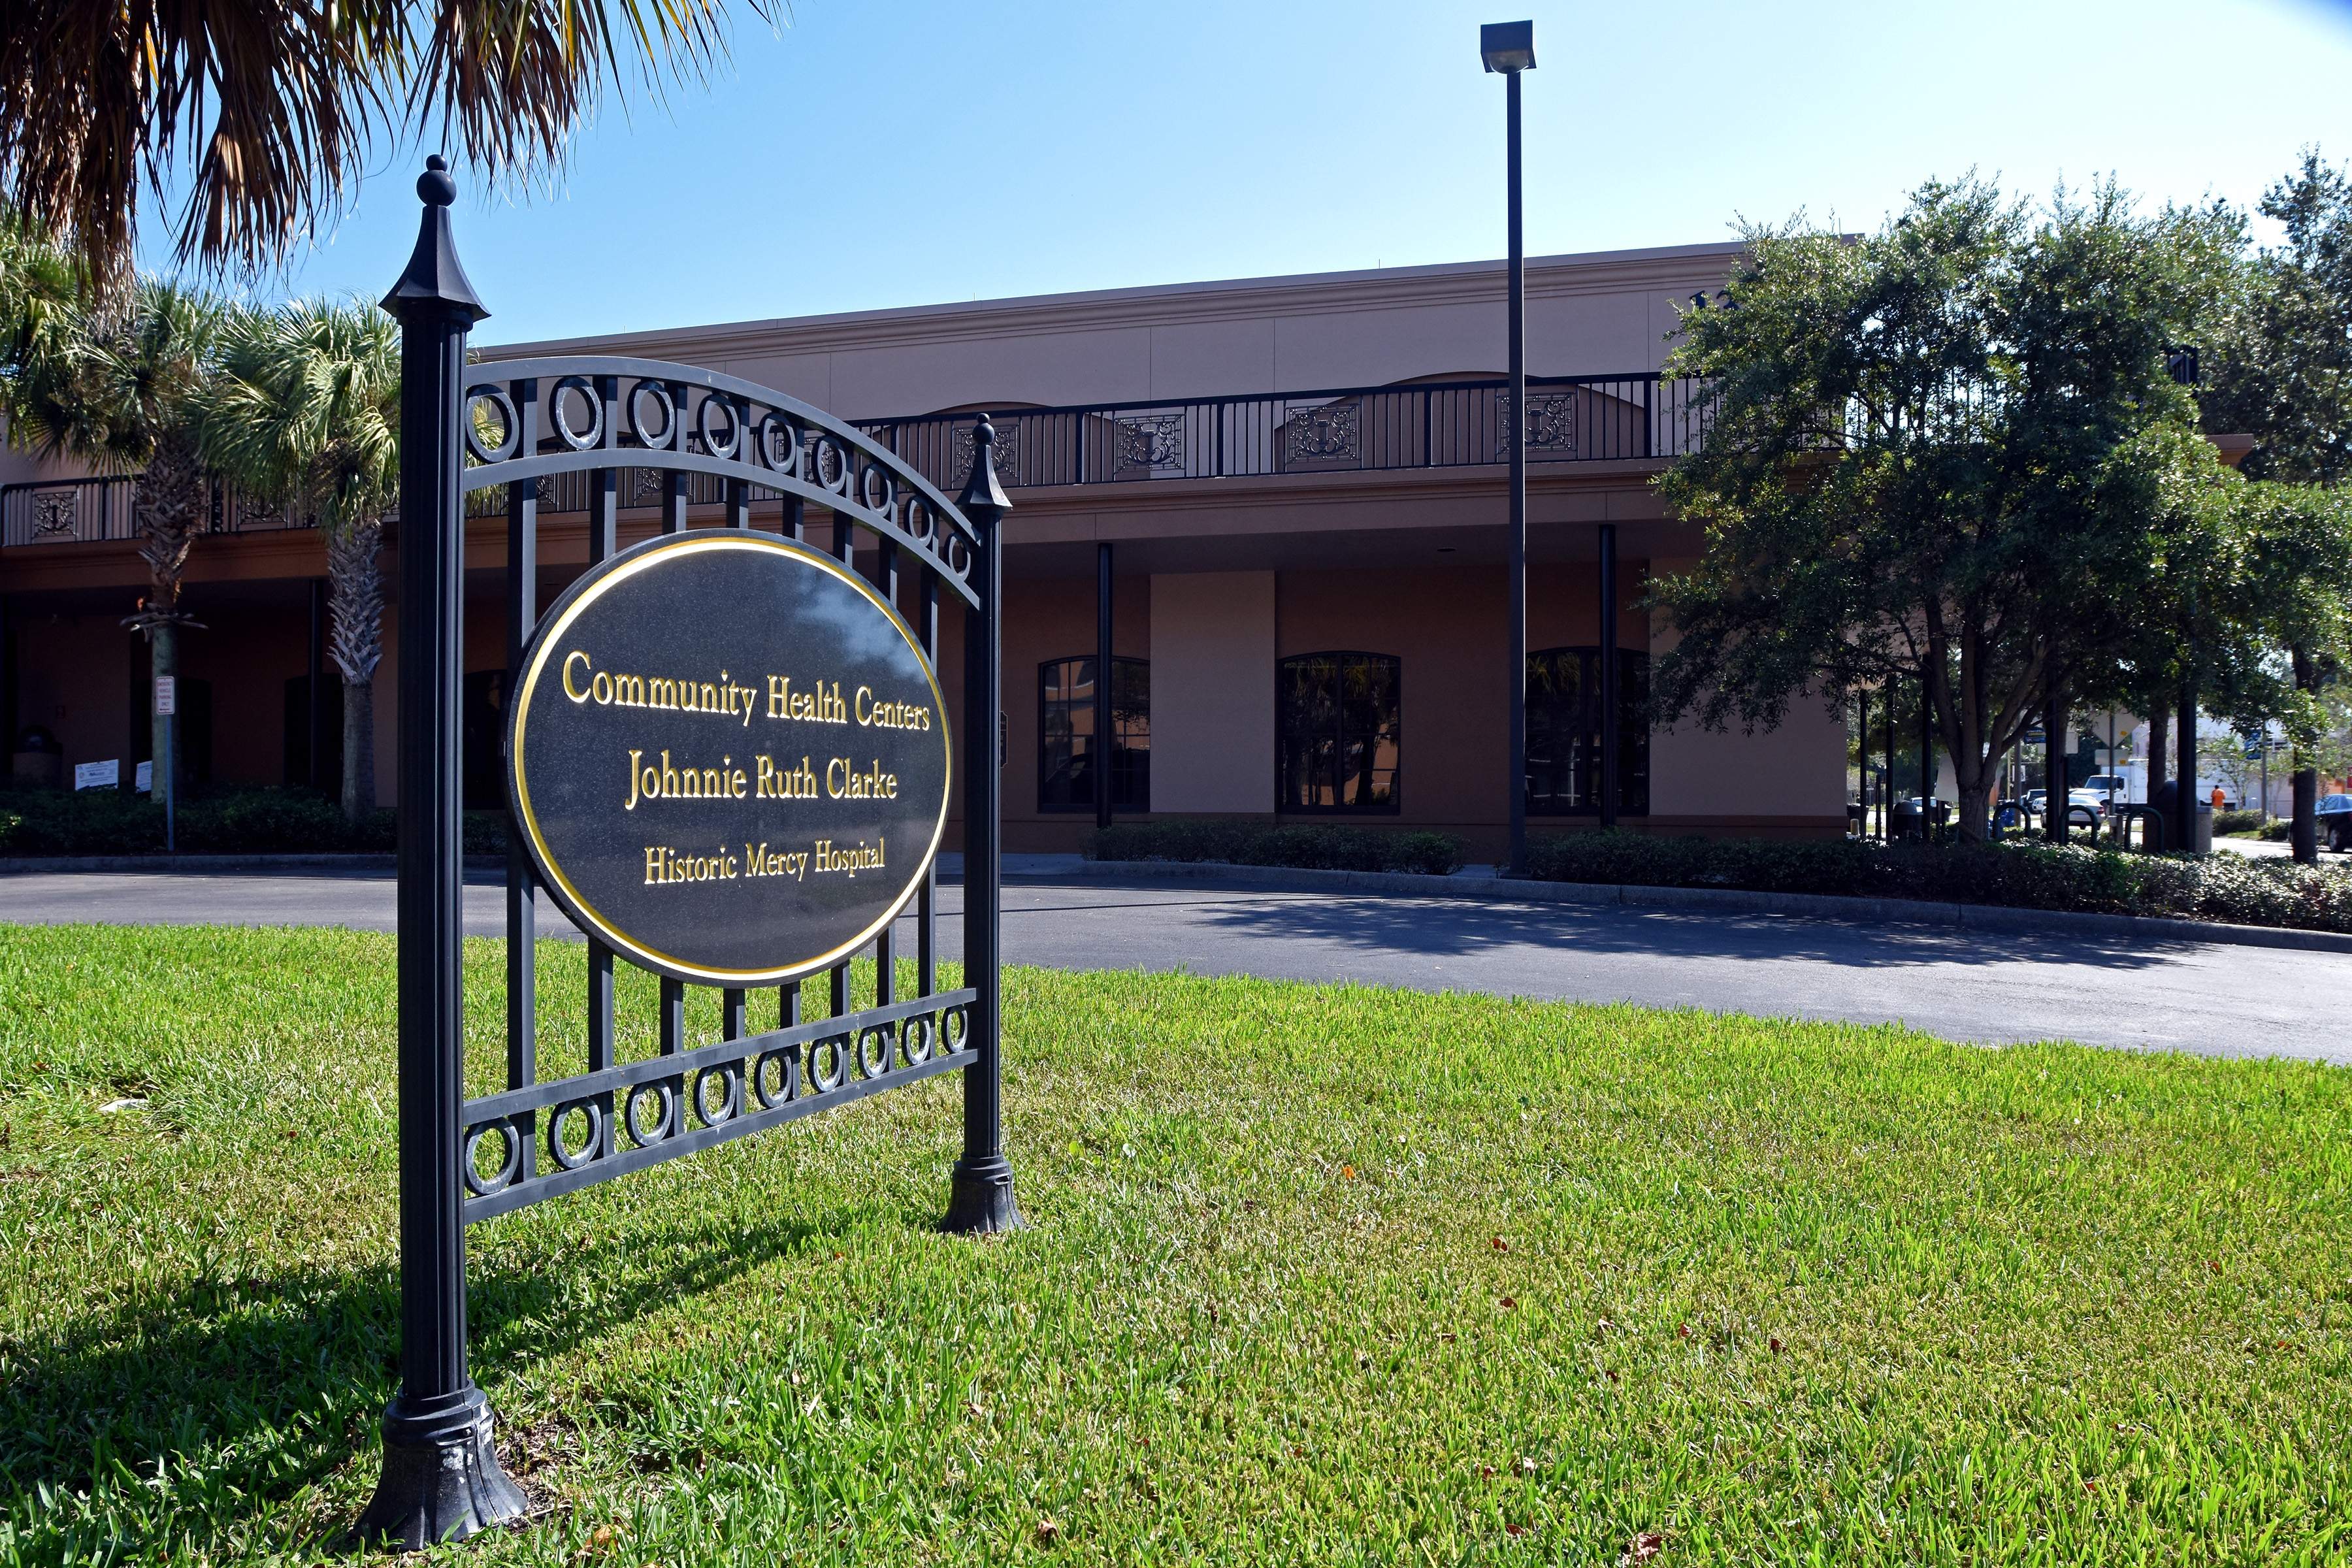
{"left": 509, "top": 531, "right": 951, "bottom": 985}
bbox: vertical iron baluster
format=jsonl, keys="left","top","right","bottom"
{"left": 727, "top": 477, "right": 749, "bottom": 530}
{"left": 588, "top": 940, "right": 616, "bottom": 1147}
{"left": 830, "top": 960, "right": 852, "bottom": 1024}
{"left": 722, "top": 988, "right": 746, "bottom": 1041}
{"left": 504, "top": 379, "right": 540, "bottom": 1186}
{"left": 919, "top": 574, "right": 938, "bottom": 998}
{"left": 664, "top": 469, "right": 687, "bottom": 535}
{"left": 777, "top": 977, "right": 802, "bottom": 1094}
{"left": 782, "top": 491, "right": 804, "bottom": 542}
{"left": 659, "top": 976, "right": 685, "bottom": 1138}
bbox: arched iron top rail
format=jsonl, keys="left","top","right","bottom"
{"left": 463, "top": 353, "right": 982, "bottom": 609}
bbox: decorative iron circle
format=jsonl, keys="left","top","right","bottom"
{"left": 463, "top": 1120, "right": 521, "bottom": 1196}
{"left": 628, "top": 381, "right": 676, "bottom": 449}
{"left": 548, "top": 1098, "right": 604, "bottom": 1171}
{"left": 858, "top": 462, "right": 892, "bottom": 516}
{"left": 693, "top": 1062, "right": 742, "bottom": 1127}
{"left": 551, "top": 376, "right": 604, "bottom": 451}
{"left": 945, "top": 533, "right": 972, "bottom": 580}
{"left": 624, "top": 1081, "right": 676, "bottom": 1148}
{"left": 465, "top": 387, "right": 521, "bottom": 465}
{"left": 902, "top": 1014, "right": 932, "bottom": 1065}
{"left": 812, "top": 435, "right": 851, "bottom": 494}
{"left": 941, "top": 1005, "right": 970, "bottom": 1053}
{"left": 810, "top": 1034, "right": 847, "bottom": 1092}
{"left": 752, "top": 1047, "right": 795, "bottom": 1110}
{"left": 698, "top": 395, "right": 743, "bottom": 461}
{"left": 857, "top": 1024, "right": 892, "bottom": 1079}
{"left": 904, "top": 496, "right": 934, "bottom": 543}
{"left": 758, "top": 412, "right": 804, "bottom": 477}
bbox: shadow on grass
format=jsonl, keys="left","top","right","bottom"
{"left": 0, "top": 1198, "right": 887, "bottom": 1555}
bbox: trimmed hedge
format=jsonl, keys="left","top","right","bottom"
{"left": 1522, "top": 829, "right": 2352, "bottom": 934}
{"left": 1084, "top": 820, "right": 1465, "bottom": 877}
{"left": 2214, "top": 808, "right": 2265, "bottom": 836}
{"left": 0, "top": 785, "right": 508, "bottom": 858}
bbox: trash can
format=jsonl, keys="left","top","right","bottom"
{"left": 2151, "top": 782, "right": 2215, "bottom": 854}
{"left": 1890, "top": 800, "right": 1923, "bottom": 841}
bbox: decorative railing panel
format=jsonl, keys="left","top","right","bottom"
{"left": 1, "top": 475, "right": 302, "bottom": 547}
{"left": 858, "top": 372, "right": 1710, "bottom": 495}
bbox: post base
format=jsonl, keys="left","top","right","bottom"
{"left": 352, "top": 1384, "right": 527, "bottom": 1549}
{"left": 941, "top": 1153, "right": 1024, "bottom": 1234}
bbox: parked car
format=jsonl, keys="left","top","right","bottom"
{"left": 2320, "top": 793, "right": 2352, "bottom": 853}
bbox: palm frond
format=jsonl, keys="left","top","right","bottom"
{"left": 0, "top": 0, "right": 779, "bottom": 285}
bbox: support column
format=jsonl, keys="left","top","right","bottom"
{"left": 2176, "top": 678, "right": 2198, "bottom": 856}
{"left": 1096, "top": 540, "right": 1113, "bottom": 833}
{"left": 306, "top": 580, "right": 327, "bottom": 789}
{"left": 944, "top": 416, "right": 1022, "bottom": 1235}
{"left": 357, "top": 156, "right": 525, "bottom": 1549}
{"left": 2043, "top": 657, "right": 2067, "bottom": 843}
{"left": 1855, "top": 686, "right": 1870, "bottom": 836}
{"left": 1597, "top": 523, "right": 1619, "bottom": 828}
{"left": 1919, "top": 663, "right": 1934, "bottom": 832}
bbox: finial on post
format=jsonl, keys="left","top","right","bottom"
{"left": 956, "top": 414, "right": 1012, "bottom": 518}
{"left": 382, "top": 156, "right": 488, "bottom": 324}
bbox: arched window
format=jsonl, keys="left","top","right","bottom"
{"left": 1277, "top": 651, "right": 1400, "bottom": 813}
{"left": 1039, "top": 657, "right": 1150, "bottom": 811}
{"left": 1526, "top": 646, "right": 1648, "bottom": 816}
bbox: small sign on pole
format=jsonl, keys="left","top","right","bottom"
{"left": 153, "top": 676, "right": 176, "bottom": 716}
{"left": 135, "top": 760, "right": 152, "bottom": 793}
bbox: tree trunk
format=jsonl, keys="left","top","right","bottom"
{"left": 326, "top": 517, "right": 384, "bottom": 822}
{"left": 2292, "top": 645, "right": 2319, "bottom": 864}
{"left": 344, "top": 674, "right": 375, "bottom": 824}
{"left": 2148, "top": 707, "right": 2168, "bottom": 803}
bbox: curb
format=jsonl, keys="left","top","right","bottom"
{"left": 1069, "top": 858, "right": 2352, "bottom": 956}
{"left": 0, "top": 853, "right": 508, "bottom": 875}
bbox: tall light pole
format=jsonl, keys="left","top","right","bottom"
{"left": 1483, "top": 20, "right": 1535, "bottom": 873}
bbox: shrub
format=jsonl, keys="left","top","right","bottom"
{"left": 2215, "top": 808, "right": 2266, "bottom": 836}
{"left": 1505, "top": 832, "right": 2352, "bottom": 930}
{"left": 0, "top": 783, "right": 510, "bottom": 858}
{"left": 1084, "top": 820, "right": 1465, "bottom": 877}
{"left": 2261, "top": 819, "right": 2293, "bottom": 841}
{"left": 1519, "top": 829, "right": 2352, "bottom": 934}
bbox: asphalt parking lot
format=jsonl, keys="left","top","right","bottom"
{"left": 5, "top": 866, "right": 2347, "bottom": 1063}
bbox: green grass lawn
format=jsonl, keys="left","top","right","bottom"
{"left": 3, "top": 924, "right": 2350, "bottom": 1565}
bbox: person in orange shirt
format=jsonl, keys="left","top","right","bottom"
{"left": 2212, "top": 785, "right": 2227, "bottom": 812}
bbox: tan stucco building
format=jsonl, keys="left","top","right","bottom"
{"left": 0, "top": 240, "right": 1851, "bottom": 856}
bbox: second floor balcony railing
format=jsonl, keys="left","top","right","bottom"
{"left": 459, "top": 370, "right": 1708, "bottom": 521}
{"left": 1, "top": 474, "right": 302, "bottom": 549}
{"left": 3, "top": 370, "right": 1712, "bottom": 543}
{"left": 866, "top": 371, "right": 1705, "bottom": 494}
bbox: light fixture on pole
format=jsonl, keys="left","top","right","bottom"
{"left": 1482, "top": 19, "right": 1534, "bottom": 873}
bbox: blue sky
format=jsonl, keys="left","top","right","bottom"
{"left": 149, "top": 0, "right": 2352, "bottom": 348}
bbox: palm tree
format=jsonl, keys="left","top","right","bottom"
{"left": 1, "top": 273, "right": 220, "bottom": 808}
{"left": 195, "top": 298, "right": 400, "bottom": 821}
{"left": 0, "top": 1, "right": 774, "bottom": 286}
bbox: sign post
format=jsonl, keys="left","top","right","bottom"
{"left": 944, "top": 419, "right": 1021, "bottom": 1234}
{"left": 152, "top": 675, "right": 176, "bottom": 852}
{"left": 355, "top": 159, "right": 1017, "bottom": 1550}
{"left": 357, "top": 157, "right": 525, "bottom": 1548}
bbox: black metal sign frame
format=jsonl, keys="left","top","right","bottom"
{"left": 359, "top": 159, "right": 1021, "bottom": 1549}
